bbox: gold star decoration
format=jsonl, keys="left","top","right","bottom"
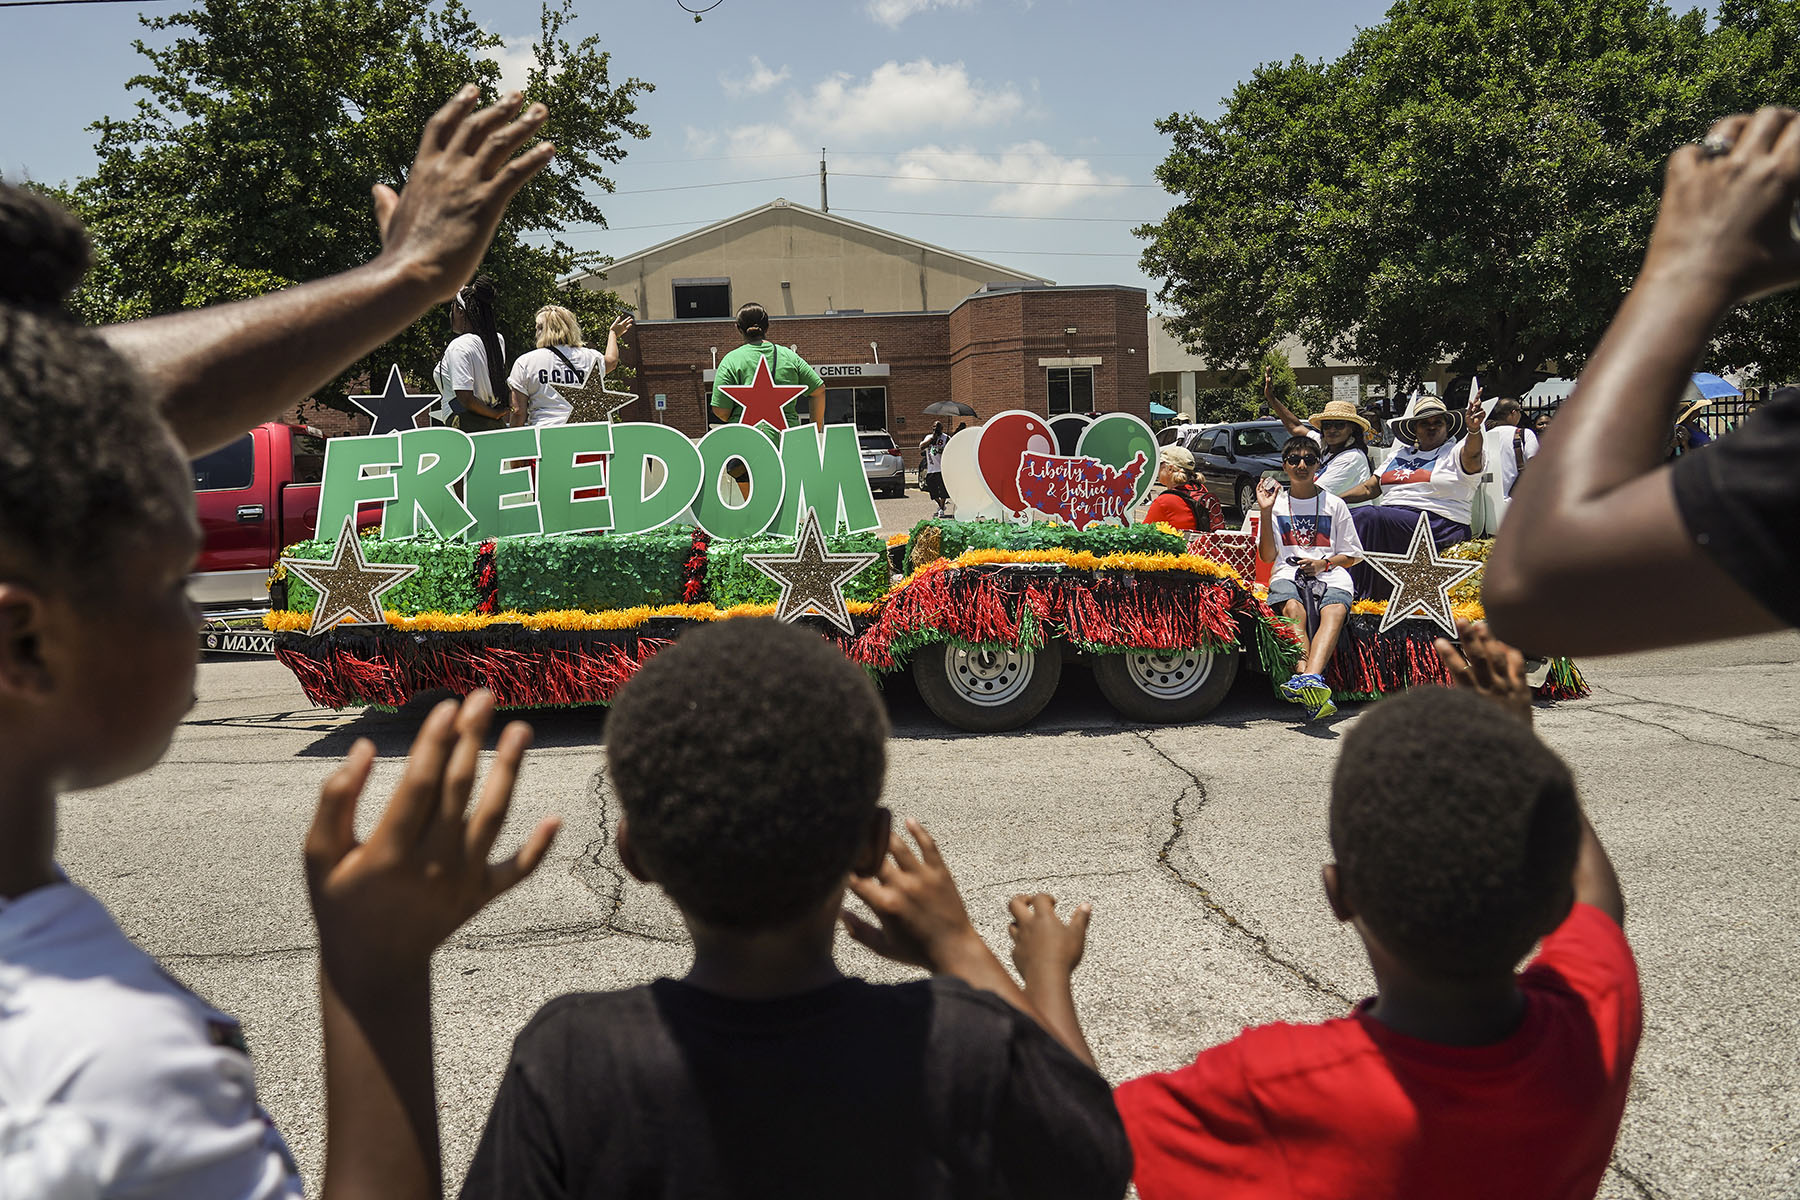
{"left": 558, "top": 366, "right": 639, "bottom": 425}
{"left": 1363, "top": 513, "right": 1484, "bottom": 636}
{"left": 282, "top": 518, "right": 420, "bottom": 637}
{"left": 744, "top": 508, "right": 880, "bottom": 635}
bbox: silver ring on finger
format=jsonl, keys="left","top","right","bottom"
{"left": 1700, "top": 134, "right": 1734, "bottom": 159}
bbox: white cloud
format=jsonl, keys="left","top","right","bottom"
{"left": 684, "top": 125, "right": 720, "bottom": 155}
{"left": 866, "top": 0, "right": 975, "bottom": 28}
{"left": 793, "top": 60, "right": 1022, "bottom": 142}
{"left": 484, "top": 35, "right": 539, "bottom": 96}
{"left": 721, "top": 56, "right": 792, "bottom": 97}
{"left": 881, "top": 141, "right": 1131, "bottom": 215}
{"left": 723, "top": 125, "right": 808, "bottom": 161}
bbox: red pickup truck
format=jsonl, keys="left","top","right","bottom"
{"left": 188, "top": 422, "right": 379, "bottom": 618}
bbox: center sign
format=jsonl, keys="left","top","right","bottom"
{"left": 316, "top": 421, "right": 881, "bottom": 543}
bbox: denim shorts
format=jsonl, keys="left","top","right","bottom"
{"left": 1268, "top": 578, "right": 1353, "bottom": 611}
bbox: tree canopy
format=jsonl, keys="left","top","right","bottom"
{"left": 56, "top": 0, "right": 650, "bottom": 408}
{"left": 1139, "top": 0, "right": 1799, "bottom": 396}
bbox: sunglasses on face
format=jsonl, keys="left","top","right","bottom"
{"left": 1415, "top": 418, "right": 1447, "bottom": 431}
{"left": 1285, "top": 454, "right": 1320, "bottom": 466}
{"left": 1319, "top": 421, "right": 1352, "bottom": 432}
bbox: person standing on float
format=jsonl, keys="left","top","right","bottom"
{"left": 710, "top": 302, "right": 826, "bottom": 498}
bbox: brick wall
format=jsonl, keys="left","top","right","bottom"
{"left": 627, "top": 285, "right": 1150, "bottom": 441}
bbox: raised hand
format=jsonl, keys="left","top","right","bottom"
{"left": 1008, "top": 893, "right": 1091, "bottom": 983}
{"left": 369, "top": 87, "right": 556, "bottom": 303}
{"left": 610, "top": 315, "right": 635, "bottom": 337}
{"left": 305, "top": 690, "right": 560, "bottom": 978}
{"left": 1256, "top": 478, "right": 1282, "bottom": 512}
{"left": 1645, "top": 107, "right": 1800, "bottom": 304}
{"left": 1435, "top": 618, "right": 1532, "bottom": 725}
{"left": 843, "top": 818, "right": 984, "bottom": 972}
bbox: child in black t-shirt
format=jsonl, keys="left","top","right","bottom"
{"left": 458, "top": 618, "right": 1132, "bottom": 1200}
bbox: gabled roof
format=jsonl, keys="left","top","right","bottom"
{"left": 572, "top": 198, "right": 1054, "bottom": 287}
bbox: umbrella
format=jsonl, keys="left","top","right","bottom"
{"left": 1678, "top": 373, "right": 1743, "bottom": 425}
{"left": 1150, "top": 401, "right": 1176, "bottom": 418}
{"left": 922, "top": 399, "right": 978, "bottom": 418}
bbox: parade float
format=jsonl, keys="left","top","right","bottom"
{"left": 266, "top": 369, "right": 1585, "bottom": 731}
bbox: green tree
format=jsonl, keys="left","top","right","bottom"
{"left": 58, "top": 0, "right": 649, "bottom": 410}
{"left": 1139, "top": 0, "right": 1720, "bottom": 398}
{"left": 1707, "top": 0, "right": 1800, "bottom": 383}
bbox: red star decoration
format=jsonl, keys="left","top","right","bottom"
{"left": 718, "top": 354, "right": 811, "bottom": 432}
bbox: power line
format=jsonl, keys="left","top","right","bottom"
{"left": 633, "top": 149, "right": 1162, "bottom": 165}
{"left": 0, "top": 0, "right": 175, "bottom": 6}
{"left": 963, "top": 250, "right": 1139, "bottom": 257}
{"left": 610, "top": 172, "right": 811, "bottom": 196}
{"left": 836, "top": 172, "right": 1157, "bottom": 189}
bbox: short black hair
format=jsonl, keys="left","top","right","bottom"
{"left": 1330, "top": 688, "right": 1580, "bottom": 978}
{"left": 0, "top": 183, "right": 90, "bottom": 314}
{"left": 1489, "top": 398, "right": 1523, "bottom": 422}
{"left": 606, "top": 619, "right": 888, "bottom": 930}
{"left": 0, "top": 186, "right": 192, "bottom": 601}
{"left": 1282, "top": 434, "right": 1317, "bottom": 458}
{"left": 736, "top": 302, "right": 769, "bottom": 341}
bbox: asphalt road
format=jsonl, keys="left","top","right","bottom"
{"left": 60, "top": 614, "right": 1800, "bottom": 1198}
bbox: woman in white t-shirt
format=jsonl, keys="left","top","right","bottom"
{"left": 434, "top": 274, "right": 510, "bottom": 432}
{"left": 1263, "top": 370, "right": 1373, "bottom": 505}
{"left": 507, "top": 305, "right": 633, "bottom": 427}
{"left": 1340, "top": 392, "right": 1486, "bottom": 600}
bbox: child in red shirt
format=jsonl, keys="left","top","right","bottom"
{"left": 1010, "top": 623, "right": 1640, "bottom": 1200}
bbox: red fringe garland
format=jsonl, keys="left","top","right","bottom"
{"left": 276, "top": 631, "right": 669, "bottom": 710}
{"left": 680, "top": 528, "right": 711, "bottom": 604}
{"left": 848, "top": 566, "right": 1244, "bottom": 671}
{"left": 275, "top": 565, "right": 1587, "bottom": 710}
{"left": 474, "top": 539, "right": 499, "bottom": 615}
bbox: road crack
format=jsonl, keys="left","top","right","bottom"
{"left": 1135, "top": 730, "right": 1352, "bottom": 1008}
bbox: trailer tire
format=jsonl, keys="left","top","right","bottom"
{"left": 911, "top": 640, "right": 1062, "bottom": 733}
{"left": 1092, "top": 645, "right": 1239, "bottom": 724}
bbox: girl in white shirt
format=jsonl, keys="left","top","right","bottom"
{"left": 434, "top": 275, "right": 509, "bottom": 431}
{"left": 507, "top": 305, "right": 633, "bottom": 427}
{"left": 1262, "top": 371, "right": 1373, "bottom": 505}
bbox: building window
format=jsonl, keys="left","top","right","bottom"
{"left": 672, "top": 277, "right": 731, "bottom": 319}
{"left": 824, "top": 386, "right": 889, "bottom": 430}
{"left": 1047, "top": 366, "right": 1095, "bottom": 415}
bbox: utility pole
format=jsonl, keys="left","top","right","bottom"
{"left": 819, "top": 147, "right": 828, "bottom": 213}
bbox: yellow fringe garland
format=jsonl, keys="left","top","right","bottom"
{"left": 268, "top": 546, "right": 1246, "bottom": 635}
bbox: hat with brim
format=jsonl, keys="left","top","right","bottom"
{"left": 1389, "top": 395, "right": 1465, "bottom": 444}
{"left": 1158, "top": 444, "right": 1196, "bottom": 474}
{"left": 1306, "top": 400, "right": 1373, "bottom": 436}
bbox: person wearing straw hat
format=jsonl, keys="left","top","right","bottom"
{"left": 1339, "top": 390, "right": 1487, "bottom": 599}
{"left": 1264, "top": 368, "right": 1374, "bottom": 505}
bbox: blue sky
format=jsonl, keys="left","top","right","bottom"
{"left": 0, "top": 0, "right": 1397, "bottom": 300}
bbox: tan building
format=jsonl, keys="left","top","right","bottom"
{"left": 1148, "top": 318, "right": 1460, "bottom": 421}
{"left": 572, "top": 198, "right": 1051, "bottom": 320}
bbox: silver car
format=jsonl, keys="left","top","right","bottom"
{"left": 860, "top": 431, "right": 906, "bottom": 498}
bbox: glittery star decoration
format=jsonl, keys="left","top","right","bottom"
{"left": 1362, "top": 513, "right": 1483, "bottom": 636}
{"left": 282, "top": 517, "right": 420, "bottom": 637}
{"left": 744, "top": 508, "right": 880, "bottom": 635}
{"left": 349, "top": 365, "right": 438, "bottom": 435}
{"left": 717, "top": 354, "right": 810, "bottom": 432}
{"left": 558, "top": 365, "right": 639, "bottom": 425}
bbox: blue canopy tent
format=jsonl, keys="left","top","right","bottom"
{"left": 1678, "top": 373, "right": 1746, "bottom": 442}
{"left": 1149, "top": 401, "right": 1177, "bottom": 418}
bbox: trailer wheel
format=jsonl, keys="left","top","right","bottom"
{"left": 1092, "top": 645, "right": 1239, "bottom": 724}
{"left": 911, "top": 640, "right": 1062, "bottom": 733}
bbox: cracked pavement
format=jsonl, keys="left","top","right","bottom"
{"left": 58, "top": 630, "right": 1800, "bottom": 1197}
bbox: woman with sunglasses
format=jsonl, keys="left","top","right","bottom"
{"left": 1264, "top": 368, "right": 1374, "bottom": 504}
{"left": 1338, "top": 391, "right": 1487, "bottom": 599}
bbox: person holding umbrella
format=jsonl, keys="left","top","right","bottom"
{"left": 920, "top": 420, "right": 951, "bottom": 518}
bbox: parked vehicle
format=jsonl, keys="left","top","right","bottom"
{"left": 859, "top": 430, "right": 906, "bottom": 497}
{"left": 189, "top": 422, "right": 378, "bottom": 613}
{"left": 1177, "top": 419, "right": 1288, "bottom": 514}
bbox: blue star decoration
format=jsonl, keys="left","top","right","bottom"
{"left": 350, "top": 364, "right": 438, "bottom": 435}
{"left": 1362, "top": 513, "right": 1483, "bottom": 636}
{"left": 282, "top": 517, "right": 420, "bottom": 637}
{"left": 744, "top": 508, "right": 880, "bottom": 635}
